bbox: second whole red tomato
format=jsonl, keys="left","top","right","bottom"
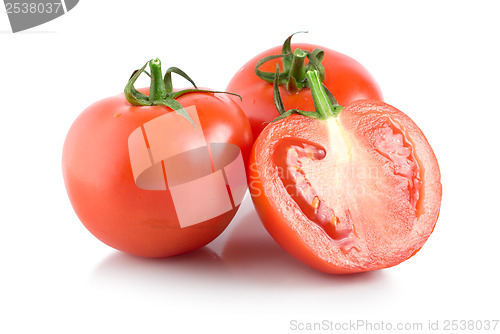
{"left": 226, "top": 33, "right": 384, "bottom": 139}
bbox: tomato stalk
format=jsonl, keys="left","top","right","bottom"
{"left": 255, "top": 32, "right": 326, "bottom": 94}
{"left": 287, "top": 49, "right": 308, "bottom": 93}
{"left": 272, "top": 69, "right": 343, "bottom": 122}
{"left": 148, "top": 58, "right": 167, "bottom": 101}
{"left": 306, "top": 70, "right": 344, "bottom": 119}
{"left": 124, "top": 58, "right": 240, "bottom": 127}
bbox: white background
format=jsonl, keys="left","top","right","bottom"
{"left": 1, "top": 1, "right": 499, "bottom": 333}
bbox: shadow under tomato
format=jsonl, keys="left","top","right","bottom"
{"left": 219, "top": 208, "right": 387, "bottom": 289}
{"left": 90, "top": 246, "right": 229, "bottom": 291}
{"left": 90, "top": 196, "right": 389, "bottom": 294}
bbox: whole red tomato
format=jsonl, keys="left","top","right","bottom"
{"left": 249, "top": 70, "right": 441, "bottom": 274}
{"left": 226, "top": 32, "right": 383, "bottom": 139}
{"left": 63, "top": 59, "right": 252, "bottom": 257}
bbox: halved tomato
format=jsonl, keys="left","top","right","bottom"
{"left": 249, "top": 70, "right": 441, "bottom": 274}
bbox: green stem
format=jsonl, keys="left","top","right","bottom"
{"left": 287, "top": 49, "right": 308, "bottom": 93}
{"left": 305, "top": 70, "right": 343, "bottom": 118}
{"left": 148, "top": 58, "right": 166, "bottom": 101}
{"left": 124, "top": 58, "right": 243, "bottom": 128}
{"left": 289, "top": 49, "right": 307, "bottom": 82}
{"left": 254, "top": 32, "right": 326, "bottom": 94}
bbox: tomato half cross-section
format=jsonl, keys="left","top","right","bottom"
{"left": 62, "top": 59, "right": 253, "bottom": 258}
{"left": 226, "top": 32, "right": 383, "bottom": 139}
{"left": 249, "top": 70, "right": 441, "bottom": 274}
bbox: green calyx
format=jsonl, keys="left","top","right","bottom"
{"left": 272, "top": 67, "right": 344, "bottom": 122}
{"left": 255, "top": 31, "right": 326, "bottom": 94}
{"left": 124, "top": 58, "right": 239, "bottom": 127}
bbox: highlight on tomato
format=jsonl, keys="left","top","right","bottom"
{"left": 248, "top": 68, "right": 441, "bottom": 274}
{"left": 62, "top": 59, "right": 253, "bottom": 258}
{"left": 226, "top": 32, "right": 383, "bottom": 139}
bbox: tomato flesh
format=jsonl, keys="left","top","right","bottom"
{"left": 249, "top": 100, "right": 441, "bottom": 273}
{"left": 374, "top": 119, "right": 421, "bottom": 209}
{"left": 274, "top": 139, "right": 355, "bottom": 245}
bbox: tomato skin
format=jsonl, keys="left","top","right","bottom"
{"left": 249, "top": 100, "right": 441, "bottom": 274}
{"left": 227, "top": 43, "right": 383, "bottom": 139}
{"left": 63, "top": 90, "right": 252, "bottom": 257}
